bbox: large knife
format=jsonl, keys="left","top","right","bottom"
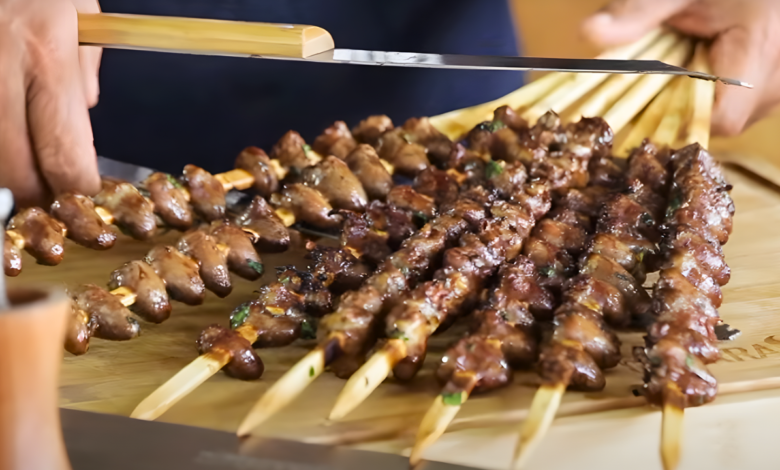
{"left": 78, "top": 13, "right": 750, "bottom": 88}
{"left": 62, "top": 408, "right": 477, "bottom": 470}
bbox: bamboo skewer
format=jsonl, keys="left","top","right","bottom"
{"left": 430, "top": 28, "right": 666, "bottom": 138}
{"left": 510, "top": 68, "right": 695, "bottom": 470}
{"left": 659, "top": 43, "right": 715, "bottom": 470}
{"left": 613, "top": 79, "right": 678, "bottom": 157}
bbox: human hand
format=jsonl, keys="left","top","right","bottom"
{"left": 581, "top": 0, "right": 780, "bottom": 136}
{"left": 0, "top": 0, "right": 102, "bottom": 208}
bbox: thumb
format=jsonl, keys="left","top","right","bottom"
{"left": 581, "top": 0, "right": 694, "bottom": 47}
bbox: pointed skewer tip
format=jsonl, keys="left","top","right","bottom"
{"left": 328, "top": 339, "right": 406, "bottom": 421}
{"left": 409, "top": 392, "right": 467, "bottom": 468}
{"left": 511, "top": 383, "right": 566, "bottom": 470}
{"left": 661, "top": 386, "right": 685, "bottom": 470}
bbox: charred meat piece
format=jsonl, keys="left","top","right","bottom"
{"left": 143, "top": 172, "right": 194, "bottom": 231}
{"left": 177, "top": 230, "right": 232, "bottom": 298}
{"left": 234, "top": 281, "right": 308, "bottom": 348}
{"left": 492, "top": 105, "right": 528, "bottom": 132}
{"left": 65, "top": 302, "right": 93, "bottom": 355}
{"left": 307, "top": 243, "right": 370, "bottom": 294}
{"left": 8, "top": 207, "right": 65, "bottom": 265}
{"left": 386, "top": 186, "right": 437, "bottom": 222}
{"left": 182, "top": 165, "right": 226, "bottom": 222}
{"left": 377, "top": 128, "right": 431, "bottom": 176}
{"left": 145, "top": 245, "right": 205, "bottom": 306}
{"left": 271, "top": 184, "right": 342, "bottom": 231}
{"left": 339, "top": 210, "right": 391, "bottom": 265}
{"left": 413, "top": 167, "right": 459, "bottom": 206}
{"left": 402, "top": 117, "right": 453, "bottom": 166}
{"left": 208, "top": 220, "right": 264, "bottom": 280}
{"left": 352, "top": 115, "right": 394, "bottom": 147}
{"left": 313, "top": 121, "right": 358, "bottom": 160}
{"left": 197, "top": 325, "right": 264, "bottom": 380}
{"left": 3, "top": 234, "right": 22, "bottom": 276}
{"left": 270, "top": 130, "right": 312, "bottom": 173}
{"left": 236, "top": 196, "right": 291, "bottom": 252}
{"left": 94, "top": 177, "right": 157, "bottom": 240}
{"left": 109, "top": 260, "right": 172, "bottom": 323}
{"left": 277, "top": 266, "right": 332, "bottom": 317}
{"left": 344, "top": 144, "right": 394, "bottom": 200}
{"left": 491, "top": 127, "right": 546, "bottom": 167}
{"left": 538, "top": 342, "right": 606, "bottom": 391}
{"left": 364, "top": 200, "right": 417, "bottom": 248}
{"left": 234, "top": 146, "right": 279, "bottom": 198}
{"left": 51, "top": 192, "right": 117, "bottom": 250}
{"left": 69, "top": 284, "right": 140, "bottom": 341}
{"left": 301, "top": 156, "right": 368, "bottom": 212}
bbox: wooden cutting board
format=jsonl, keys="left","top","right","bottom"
{"left": 7, "top": 163, "right": 780, "bottom": 470}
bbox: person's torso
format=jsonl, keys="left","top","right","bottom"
{"left": 91, "top": 0, "right": 524, "bottom": 173}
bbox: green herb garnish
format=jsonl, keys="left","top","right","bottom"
{"left": 389, "top": 328, "right": 410, "bottom": 342}
{"left": 442, "top": 392, "right": 463, "bottom": 406}
{"left": 614, "top": 272, "right": 631, "bottom": 282}
{"left": 309, "top": 366, "right": 315, "bottom": 377}
{"left": 402, "top": 133, "right": 414, "bottom": 144}
{"left": 230, "top": 302, "right": 252, "bottom": 329}
{"left": 247, "top": 259, "right": 264, "bottom": 276}
{"left": 640, "top": 212, "right": 654, "bottom": 226}
{"left": 300, "top": 319, "right": 317, "bottom": 340}
{"left": 499, "top": 311, "right": 510, "bottom": 322}
{"left": 301, "top": 144, "right": 312, "bottom": 156}
{"left": 665, "top": 191, "right": 683, "bottom": 219}
{"left": 485, "top": 160, "right": 504, "bottom": 179}
{"left": 539, "top": 266, "right": 556, "bottom": 278}
{"left": 413, "top": 211, "right": 429, "bottom": 224}
{"left": 685, "top": 354, "right": 695, "bottom": 369}
{"left": 166, "top": 173, "right": 184, "bottom": 189}
{"left": 636, "top": 251, "right": 645, "bottom": 263}
{"left": 487, "top": 120, "right": 506, "bottom": 132}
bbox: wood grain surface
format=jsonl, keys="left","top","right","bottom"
{"left": 5, "top": 162, "right": 780, "bottom": 470}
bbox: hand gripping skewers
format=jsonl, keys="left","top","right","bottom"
{"left": 326, "top": 109, "right": 615, "bottom": 422}
{"left": 129, "top": 170, "right": 453, "bottom": 420}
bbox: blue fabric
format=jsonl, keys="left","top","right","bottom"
{"left": 90, "top": 0, "right": 524, "bottom": 173}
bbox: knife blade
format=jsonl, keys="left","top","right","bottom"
{"left": 61, "top": 408, "right": 478, "bottom": 470}
{"left": 77, "top": 13, "right": 751, "bottom": 88}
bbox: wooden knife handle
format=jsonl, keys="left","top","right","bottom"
{"left": 77, "top": 13, "right": 335, "bottom": 59}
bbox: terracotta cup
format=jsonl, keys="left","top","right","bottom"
{"left": 0, "top": 285, "right": 71, "bottom": 470}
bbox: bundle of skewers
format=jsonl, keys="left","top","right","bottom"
{"left": 19, "top": 26, "right": 748, "bottom": 470}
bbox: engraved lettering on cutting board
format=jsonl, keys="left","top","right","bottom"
{"left": 718, "top": 335, "right": 780, "bottom": 362}
{"left": 194, "top": 451, "right": 330, "bottom": 470}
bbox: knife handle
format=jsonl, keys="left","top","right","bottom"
{"left": 77, "top": 13, "right": 335, "bottom": 58}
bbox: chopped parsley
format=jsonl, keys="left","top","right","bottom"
{"left": 685, "top": 354, "right": 695, "bottom": 369}
{"left": 301, "top": 144, "right": 312, "bottom": 156}
{"left": 665, "top": 191, "right": 683, "bottom": 219}
{"left": 413, "top": 211, "right": 429, "bottom": 224}
{"left": 166, "top": 173, "right": 184, "bottom": 189}
{"left": 300, "top": 319, "right": 317, "bottom": 340}
{"left": 309, "top": 366, "right": 315, "bottom": 377}
{"left": 635, "top": 251, "right": 645, "bottom": 263}
{"left": 247, "top": 259, "right": 264, "bottom": 276}
{"left": 539, "top": 266, "right": 556, "bottom": 278}
{"left": 640, "top": 213, "right": 654, "bottom": 226}
{"left": 389, "top": 329, "right": 410, "bottom": 342}
{"left": 441, "top": 392, "right": 463, "bottom": 406}
{"left": 499, "top": 311, "right": 510, "bottom": 322}
{"left": 230, "top": 302, "right": 252, "bottom": 329}
{"left": 487, "top": 120, "right": 506, "bottom": 132}
{"left": 485, "top": 160, "right": 504, "bottom": 179}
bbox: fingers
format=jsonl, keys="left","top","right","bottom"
{"left": 0, "top": 36, "right": 51, "bottom": 208}
{"left": 25, "top": 3, "right": 101, "bottom": 198}
{"left": 78, "top": 45, "right": 102, "bottom": 107}
{"left": 72, "top": 0, "right": 102, "bottom": 108}
{"left": 581, "top": 0, "right": 694, "bottom": 47}
{"left": 708, "top": 18, "right": 780, "bottom": 136}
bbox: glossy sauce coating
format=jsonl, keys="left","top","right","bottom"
{"left": 94, "top": 177, "right": 157, "bottom": 240}
{"left": 69, "top": 284, "right": 140, "bottom": 341}
{"left": 145, "top": 245, "right": 206, "bottom": 306}
{"left": 3, "top": 233, "right": 22, "bottom": 276}
{"left": 51, "top": 192, "right": 117, "bottom": 250}
{"left": 177, "top": 230, "right": 232, "bottom": 298}
{"left": 236, "top": 196, "right": 290, "bottom": 253}
{"left": 301, "top": 156, "right": 368, "bottom": 212}
{"left": 182, "top": 165, "right": 226, "bottom": 222}
{"left": 208, "top": 220, "right": 264, "bottom": 281}
{"left": 234, "top": 146, "right": 279, "bottom": 198}
{"left": 8, "top": 207, "right": 65, "bottom": 265}
{"left": 271, "top": 184, "right": 342, "bottom": 231}
{"left": 344, "top": 144, "right": 394, "bottom": 200}
{"left": 197, "top": 325, "right": 264, "bottom": 380}
{"left": 144, "top": 172, "right": 194, "bottom": 231}
{"left": 109, "top": 260, "right": 172, "bottom": 323}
